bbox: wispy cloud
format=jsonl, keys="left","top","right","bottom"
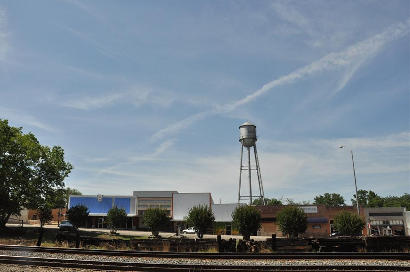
{"left": 63, "top": 26, "right": 119, "bottom": 60}
{"left": 0, "top": 107, "right": 56, "bottom": 132}
{"left": 81, "top": 131, "right": 410, "bottom": 202}
{"left": 63, "top": 87, "right": 174, "bottom": 110}
{"left": 0, "top": 7, "right": 8, "bottom": 62}
{"left": 271, "top": 1, "right": 309, "bottom": 29}
{"left": 151, "top": 18, "right": 410, "bottom": 141}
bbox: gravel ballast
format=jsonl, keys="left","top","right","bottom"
{"left": 0, "top": 249, "right": 409, "bottom": 268}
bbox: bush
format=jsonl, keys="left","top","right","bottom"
{"left": 333, "top": 211, "right": 365, "bottom": 236}
{"left": 38, "top": 205, "right": 53, "bottom": 227}
{"left": 276, "top": 206, "right": 307, "bottom": 238}
{"left": 67, "top": 205, "right": 89, "bottom": 228}
{"left": 186, "top": 205, "right": 215, "bottom": 239}
{"left": 232, "top": 205, "right": 261, "bottom": 240}
{"left": 106, "top": 206, "right": 127, "bottom": 233}
{"left": 143, "top": 208, "right": 170, "bottom": 236}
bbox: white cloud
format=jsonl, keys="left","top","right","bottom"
{"left": 0, "top": 107, "right": 56, "bottom": 132}
{"left": 63, "top": 87, "right": 174, "bottom": 110}
{"left": 271, "top": 1, "right": 309, "bottom": 29}
{"left": 151, "top": 18, "right": 410, "bottom": 141}
{"left": 76, "top": 131, "right": 409, "bottom": 202}
{"left": 63, "top": 26, "right": 119, "bottom": 60}
{"left": 64, "top": 92, "right": 125, "bottom": 110}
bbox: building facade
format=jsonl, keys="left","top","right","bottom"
{"left": 65, "top": 192, "right": 409, "bottom": 237}
{"left": 257, "top": 205, "right": 367, "bottom": 238}
{"left": 365, "top": 207, "right": 407, "bottom": 236}
{"left": 69, "top": 195, "right": 137, "bottom": 229}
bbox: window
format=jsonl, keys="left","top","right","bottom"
{"left": 312, "top": 224, "right": 321, "bottom": 229}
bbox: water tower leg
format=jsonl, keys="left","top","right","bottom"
{"left": 238, "top": 145, "right": 244, "bottom": 203}
{"left": 254, "top": 145, "right": 264, "bottom": 202}
{"left": 248, "top": 146, "right": 252, "bottom": 205}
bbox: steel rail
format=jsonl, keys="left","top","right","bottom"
{"left": 0, "top": 245, "right": 410, "bottom": 260}
{"left": 0, "top": 255, "right": 408, "bottom": 272}
{"left": 0, "top": 244, "right": 409, "bottom": 260}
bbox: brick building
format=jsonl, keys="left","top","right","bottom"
{"left": 257, "top": 205, "right": 367, "bottom": 238}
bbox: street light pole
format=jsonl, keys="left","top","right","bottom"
{"left": 340, "top": 146, "right": 360, "bottom": 215}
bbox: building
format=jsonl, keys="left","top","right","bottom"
{"left": 7, "top": 208, "right": 29, "bottom": 224}
{"left": 172, "top": 193, "right": 213, "bottom": 222}
{"left": 133, "top": 191, "right": 176, "bottom": 228}
{"left": 69, "top": 195, "right": 137, "bottom": 229}
{"left": 66, "top": 192, "right": 409, "bottom": 237}
{"left": 365, "top": 207, "right": 407, "bottom": 236}
{"left": 212, "top": 203, "right": 240, "bottom": 235}
{"left": 257, "top": 205, "right": 367, "bottom": 238}
{"left": 171, "top": 193, "right": 239, "bottom": 233}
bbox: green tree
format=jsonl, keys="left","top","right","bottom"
{"left": 232, "top": 205, "right": 261, "bottom": 240}
{"left": 186, "top": 205, "right": 215, "bottom": 239}
{"left": 333, "top": 211, "right": 365, "bottom": 236}
{"left": 67, "top": 204, "right": 89, "bottom": 248}
{"left": 65, "top": 187, "right": 82, "bottom": 208}
{"left": 36, "top": 204, "right": 53, "bottom": 246}
{"left": 38, "top": 205, "right": 53, "bottom": 227}
{"left": 276, "top": 206, "right": 307, "bottom": 238}
{"left": 67, "top": 205, "right": 89, "bottom": 228}
{"left": 383, "top": 194, "right": 410, "bottom": 209}
{"left": 252, "top": 198, "right": 283, "bottom": 206}
{"left": 143, "top": 208, "right": 170, "bottom": 237}
{"left": 284, "top": 199, "right": 311, "bottom": 205}
{"left": 352, "top": 190, "right": 384, "bottom": 207}
{"left": 106, "top": 206, "right": 127, "bottom": 234}
{"left": 0, "top": 119, "right": 72, "bottom": 228}
{"left": 314, "top": 193, "right": 345, "bottom": 207}
{"left": 352, "top": 190, "right": 410, "bottom": 209}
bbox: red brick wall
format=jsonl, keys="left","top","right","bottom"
{"left": 28, "top": 208, "right": 67, "bottom": 224}
{"left": 257, "top": 205, "right": 366, "bottom": 238}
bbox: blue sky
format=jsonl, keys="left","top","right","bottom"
{"left": 1, "top": 0, "right": 409, "bottom": 204}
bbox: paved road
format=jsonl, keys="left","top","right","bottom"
{"left": 5, "top": 223, "right": 270, "bottom": 241}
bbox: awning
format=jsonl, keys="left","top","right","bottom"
{"left": 307, "top": 217, "right": 328, "bottom": 223}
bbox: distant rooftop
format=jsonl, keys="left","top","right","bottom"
{"left": 133, "top": 191, "right": 178, "bottom": 198}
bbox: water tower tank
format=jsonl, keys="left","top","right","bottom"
{"left": 239, "top": 121, "right": 257, "bottom": 147}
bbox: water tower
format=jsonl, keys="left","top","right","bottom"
{"left": 238, "top": 121, "right": 265, "bottom": 204}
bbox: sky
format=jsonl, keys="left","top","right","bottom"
{"left": 0, "top": 0, "right": 409, "bottom": 205}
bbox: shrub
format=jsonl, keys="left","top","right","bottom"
{"left": 67, "top": 205, "right": 89, "bottom": 228}
{"left": 232, "top": 205, "right": 261, "bottom": 240}
{"left": 143, "top": 208, "right": 170, "bottom": 236}
{"left": 186, "top": 205, "right": 215, "bottom": 238}
{"left": 333, "top": 211, "right": 365, "bottom": 236}
{"left": 276, "top": 206, "right": 307, "bottom": 238}
{"left": 38, "top": 205, "right": 53, "bottom": 227}
{"left": 106, "top": 206, "right": 127, "bottom": 233}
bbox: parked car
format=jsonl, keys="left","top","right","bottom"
{"left": 182, "top": 227, "right": 196, "bottom": 234}
{"left": 59, "top": 220, "right": 76, "bottom": 232}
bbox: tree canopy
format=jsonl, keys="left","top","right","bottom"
{"left": 232, "top": 205, "right": 261, "bottom": 240}
{"left": 106, "top": 206, "right": 127, "bottom": 233}
{"left": 352, "top": 190, "right": 410, "bottom": 209}
{"left": 276, "top": 206, "right": 307, "bottom": 238}
{"left": 333, "top": 211, "right": 365, "bottom": 236}
{"left": 185, "top": 205, "right": 215, "bottom": 238}
{"left": 67, "top": 205, "right": 89, "bottom": 228}
{"left": 314, "top": 193, "right": 345, "bottom": 207}
{"left": 143, "top": 208, "right": 170, "bottom": 236}
{"left": 0, "top": 119, "right": 73, "bottom": 228}
{"left": 252, "top": 197, "right": 283, "bottom": 206}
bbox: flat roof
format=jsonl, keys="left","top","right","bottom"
{"left": 70, "top": 195, "right": 135, "bottom": 198}
{"left": 133, "top": 191, "right": 177, "bottom": 198}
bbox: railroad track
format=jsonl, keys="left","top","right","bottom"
{"left": 0, "top": 255, "right": 408, "bottom": 271}
{"left": 0, "top": 245, "right": 408, "bottom": 271}
{"left": 0, "top": 244, "right": 409, "bottom": 260}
